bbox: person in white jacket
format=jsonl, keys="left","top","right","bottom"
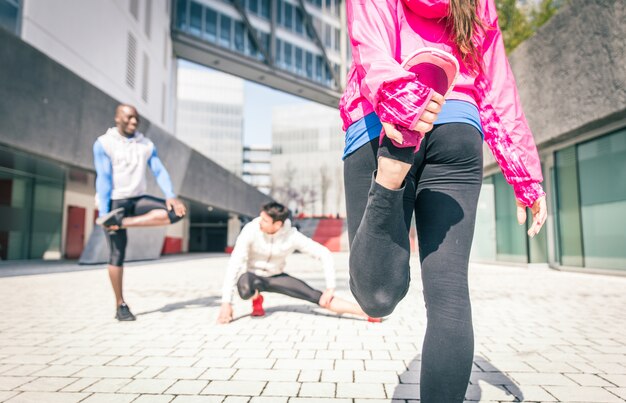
{"left": 217, "top": 202, "right": 380, "bottom": 324}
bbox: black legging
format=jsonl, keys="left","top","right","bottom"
{"left": 105, "top": 195, "right": 182, "bottom": 266}
{"left": 237, "top": 272, "right": 323, "bottom": 305}
{"left": 344, "top": 123, "right": 483, "bottom": 403}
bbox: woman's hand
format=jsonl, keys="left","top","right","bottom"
{"left": 516, "top": 196, "right": 547, "bottom": 238}
{"left": 381, "top": 92, "right": 445, "bottom": 144}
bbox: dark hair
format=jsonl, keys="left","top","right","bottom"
{"left": 262, "top": 202, "right": 290, "bottom": 223}
{"left": 447, "top": 0, "right": 487, "bottom": 74}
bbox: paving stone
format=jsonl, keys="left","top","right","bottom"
{"left": 337, "top": 382, "right": 385, "bottom": 399}
{"left": 118, "top": 379, "right": 176, "bottom": 394}
{"left": 201, "top": 381, "right": 265, "bottom": 396}
{"left": 132, "top": 395, "right": 175, "bottom": 403}
{"left": 16, "top": 377, "right": 77, "bottom": 392}
{"left": 545, "top": 386, "right": 624, "bottom": 402}
{"left": 261, "top": 381, "right": 300, "bottom": 396}
{"left": 298, "top": 382, "right": 334, "bottom": 397}
{"left": 79, "top": 393, "right": 138, "bottom": 403}
{"left": 4, "top": 391, "right": 89, "bottom": 402}
{"left": 165, "top": 380, "right": 209, "bottom": 395}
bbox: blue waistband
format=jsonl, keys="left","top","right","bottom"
{"left": 342, "top": 100, "right": 483, "bottom": 160}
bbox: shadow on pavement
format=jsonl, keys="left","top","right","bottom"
{"left": 0, "top": 253, "right": 226, "bottom": 278}
{"left": 393, "top": 355, "right": 524, "bottom": 402}
{"left": 135, "top": 296, "right": 221, "bottom": 316}
{"left": 229, "top": 303, "right": 371, "bottom": 323}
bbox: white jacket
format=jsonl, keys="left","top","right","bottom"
{"left": 221, "top": 217, "right": 336, "bottom": 303}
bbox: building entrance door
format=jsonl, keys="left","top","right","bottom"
{"left": 65, "top": 205, "right": 86, "bottom": 259}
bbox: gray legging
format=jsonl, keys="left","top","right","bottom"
{"left": 344, "top": 123, "right": 483, "bottom": 403}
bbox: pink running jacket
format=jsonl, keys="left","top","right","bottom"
{"left": 339, "top": 0, "right": 545, "bottom": 207}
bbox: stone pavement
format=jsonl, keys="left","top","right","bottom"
{"left": 0, "top": 253, "right": 624, "bottom": 403}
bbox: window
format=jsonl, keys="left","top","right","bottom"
{"left": 204, "top": 8, "right": 217, "bottom": 42}
{"left": 284, "top": 42, "right": 292, "bottom": 70}
{"left": 143, "top": 0, "right": 152, "bottom": 38}
{"left": 295, "top": 47, "right": 303, "bottom": 75}
{"left": 260, "top": 0, "right": 270, "bottom": 19}
{"left": 295, "top": 8, "right": 304, "bottom": 35}
{"left": 175, "top": 0, "right": 187, "bottom": 29}
{"left": 234, "top": 21, "right": 245, "bottom": 52}
{"left": 0, "top": 0, "right": 20, "bottom": 34}
{"left": 219, "top": 14, "right": 232, "bottom": 47}
{"left": 248, "top": 0, "right": 258, "bottom": 14}
{"left": 126, "top": 32, "right": 137, "bottom": 89}
{"left": 275, "top": 38, "right": 282, "bottom": 65}
{"left": 315, "top": 55, "right": 323, "bottom": 81}
{"left": 284, "top": 2, "right": 293, "bottom": 30}
{"left": 324, "top": 24, "right": 331, "bottom": 47}
{"left": 189, "top": 1, "right": 202, "bottom": 35}
{"left": 305, "top": 51, "right": 313, "bottom": 79}
{"left": 276, "top": 0, "right": 283, "bottom": 24}
{"left": 142, "top": 52, "right": 149, "bottom": 102}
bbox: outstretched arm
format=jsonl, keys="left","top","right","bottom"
{"left": 218, "top": 223, "right": 253, "bottom": 323}
{"left": 292, "top": 231, "right": 336, "bottom": 291}
{"left": 147, "top": 147, "right": 185, "bottom": 217}
{"left": 93, "top": 140, "right": 112, "bottom": 216}
{"left": 477, "top": 0, "right": 546, "bottom": 236}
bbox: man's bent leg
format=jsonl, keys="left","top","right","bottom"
{"left": 122, "top": 195, "right": 183, "bottom": 228}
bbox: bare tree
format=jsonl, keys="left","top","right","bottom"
{"left": 335, "top": 165, "right": 344, "bottom": 217}
{"left": 319, "top": 165, "right": 332, "bottom": 216}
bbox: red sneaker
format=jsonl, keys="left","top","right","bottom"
{"left": 367, "top": 316, "right": 383, "bottom": 323}
{"left": 251, "top": 294, "right": 265, "bottom": 317}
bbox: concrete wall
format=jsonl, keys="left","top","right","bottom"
{"left": 0, "top": 28, "right": 271, "bottom": 219}
{"left": 484, "top": 0, "right": 626, "bottom": 167}
{"left": 20, "top": 0, "right": 175, "bottom": 131}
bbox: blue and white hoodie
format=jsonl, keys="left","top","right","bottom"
{"left": 93, "top": 127, "right": 176, "bottom": 216}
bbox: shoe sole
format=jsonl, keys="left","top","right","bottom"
{"left": 96, "top": 207, "right": 125, "bottom": 227}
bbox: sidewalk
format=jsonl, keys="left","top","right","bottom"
{"left": 0, "top": 253, "right": 624, "bottom": 403}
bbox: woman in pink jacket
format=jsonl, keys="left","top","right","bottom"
{"left": 342, "top": 0, "right": 547, "bottom": 400}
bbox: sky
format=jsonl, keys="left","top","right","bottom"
{"left": 178, "top": 59, "right": 308, "bottom": 147}
{"left": 243, "top": 80, "right": 308, "bottom": 146}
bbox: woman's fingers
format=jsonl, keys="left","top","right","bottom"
{"left": 413, "top": 121, "right": 434, "bottom": 133}
{"left": 527, "top": 196, "right": 547, "bottom": 238}
{"left": 381, "top": 121, "right": 405, "bottom": 144}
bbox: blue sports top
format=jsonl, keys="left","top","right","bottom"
{"left": 343, "top": 100, "right": 483, "bottom": 159}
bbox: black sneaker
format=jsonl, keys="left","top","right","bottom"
{"left": 96, "top": 207, "right": 125, "bottom": 228}
{"left": 115, "top": 303, "right": 136, "bottom": 321}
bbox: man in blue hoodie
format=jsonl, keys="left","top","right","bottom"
{"left": 94, "top": 104, "right": 186, "bottom": 321}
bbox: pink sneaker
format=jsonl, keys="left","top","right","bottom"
{"left": 401, "top": 47, "right": 459, "bottom": 98}
{"left": 384, "top": 47, "right": 460, "bottom": 149}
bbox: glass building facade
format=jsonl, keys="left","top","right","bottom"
{"left": 174, "top": 0, "right": 341, "bottom": 89}
{"left": 477, "top": 128, "right": 626, "bottom": 272}
{"left": 0, "top": 145, "right": 65, "bottom": 260}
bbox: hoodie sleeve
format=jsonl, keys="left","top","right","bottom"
{"left": 291, "top": 231, "right": 336, "bottom": 289}
{"left": 93, "top": 140, "right": 112, "bottom": 216}
{"left": 147, "top": 147, "right": 177, "bottom": 199}
{"left": 221, "top": 223, "right": 253, "bottom": 304}
{"left": 475, "top": 0, "right": 545, "bottom": 207}
{"left": 346, "top": 0, "right": 435, "bottom": 130}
